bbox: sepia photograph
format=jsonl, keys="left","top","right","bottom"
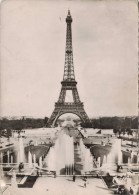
{"left": 0, "top": 0, "right": 138, "bottom": 194}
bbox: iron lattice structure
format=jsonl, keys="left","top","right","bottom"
{"left": 48, "top": 11, "right": 90, "bottom": 127}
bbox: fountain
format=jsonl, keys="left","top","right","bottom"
{"left": 65, "top": 136, "right": 74, "bottom": 175}
{"left": 131, "top": 151, "right": 136, "bottom": 163}
{"left": 97, "top": 157, "right": 101, "bottom": 167}
{"left": 105, "top": 138, "right": 122, "bottom": 165}
{"left": 103, "top": 155, "right": 107, "bottom": 166}
{"left": 18, "top": 137, "right": 25, "bottom": 163}
{"left": 84, "top": 149, "right": 93, "bottom": 172}
{"left": 47, "top": 133, "right": 74, "bottom": 174}
{"left": 111, "top": 139, "right": 122, "bottom": 163}
{"left": 0, "top": 165, "right": 4, "bottom": 177}
{"left": 47, "top": 147, "right": 56, "bottom": 171}
{"left": 11, "top": 155, "right": 13, "bottom": 164}
{"left": 11, "top": 171, "right": 17, "bottom": 189}
{"left": 79, "top": 139, "right": 86, "bottom": 160}
{"left": 33, "top": 154, "right": 36, "bottom": 165}
{"left": 17, "top": 152, "right": 20, "bottom": 164}
{"left": 96, "top": 138, "right": 124, "bottom": 172}
{"left": 35, "top": 140, "right": 38, "bottom": 146}
{"left": 39, "top": 156, "right": 43, "bottom": 168}
{"left": 79, "top": 139, "right": 93, "bottom": 173}
{"left": 0, "top": 179, "right": 6, "bottom": 194}
{"left": 118, "top": 151, "right": 123, "bottom": 164}
{"left": 10, "top": 171, "right": 17, "bottom": 195}
{"left": 126, "top": 177, "right": 132, "bottom": 190}
{"left": 128, "top": 157, "right": 131, "bottom": 165}
{"left": 28, "top": 151, "right": 32, "bottom": 168}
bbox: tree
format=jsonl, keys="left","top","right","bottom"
{"left": 126, "top": 129, "right": 133, "bottom": 139}
{"left": 80, "top": 122, "right": 92, "bottom": 128}
{"left": 118, "top": 129, "right": 122, "bottom": 138}
{"left": 44, "top": 117, "right": 49, "bottom": 127}
{"left": 113, "top": 129, "right": 118, "bottom": 136}
{"left": 131, "top": 117, "right": 138, "bottom": 129}
{"left": 7, "top": 128, "right": 12, "bottom": 137}
{"left": 121, "top": 128, "right": 125, "bottom": 137}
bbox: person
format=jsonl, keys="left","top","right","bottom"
{"left": 84, "top": 180, "right": 87, "bottom": 188}
{"left": 40, "top": 171, "right": 42, "bottom": 176}
{"left": 129, "top": 187, "right": 134, "bottom": 195}
{"left": 19, "top": 162, "right": 24, "bottom": 172}
{"left": 117, "top": 186, "right": 122, "bottom": 194}
{"left": 122, "top": 187, "right": 126, "bottom": 195}
{"left": 37, "top": 170, "right": 39, "bottom": 176}
{"left": 73, "top": 174, "right": 76, "bottom": 182}
{"left": 54, "top": 172, "right": 56, "bottom": 178}
{"left": 84, "top": 176, "right": 87, "bottom": 181}
{"left": 116, "top": 163, "right": 121, "bottom": 172}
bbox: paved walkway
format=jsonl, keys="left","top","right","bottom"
{"left": 4, "top": 176, "right": 113, "bottom": 195}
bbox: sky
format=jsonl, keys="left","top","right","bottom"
{"left": 0, "top": 0, "right": 138, "bottom": 118}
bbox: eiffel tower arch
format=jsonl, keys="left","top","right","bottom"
{"left": 48, "top": 10, "right": 90, "bottom": 127}
{"left": 48, "top": 102, "right": 89, "bottom": 127}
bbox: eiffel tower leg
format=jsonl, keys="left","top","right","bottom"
{"left": 58, "top": 88, "right": 66, "bottom": 103}
{"left": 72, "top": 87, "right": 80, "bottom": 103}
{"left": 48, "top": 104, "right": 90, "bottom": 127}
{"left": 47, "top": 108, "right": 59, "bottom": 127}
{"left": 79, "top": 111, "right": 90, "bottom": 123}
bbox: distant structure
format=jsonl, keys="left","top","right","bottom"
{"left": 62, "top": 116, "right": 75, "bottom": 128}
{"left": 48, "top": 10, "right": 90, "bottom": 127}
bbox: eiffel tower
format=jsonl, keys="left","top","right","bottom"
{"left": 48, "top": 10, "right": 90, "bottom": 127}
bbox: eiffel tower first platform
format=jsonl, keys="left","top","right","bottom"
{"left": 48, "top": 10, "right": 90, "bottom": 127}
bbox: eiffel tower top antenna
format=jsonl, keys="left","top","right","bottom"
{"left": 63, "top": 10, "right": 75, "bottom": 81}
